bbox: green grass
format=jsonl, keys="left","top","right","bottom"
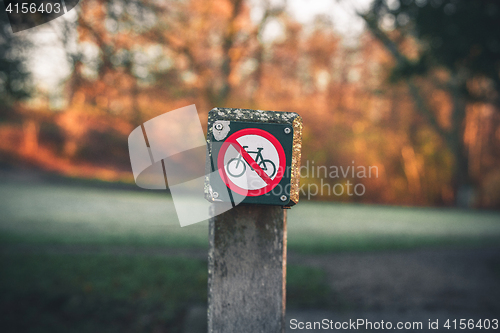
{"left": 0, "top": 254, "right": 207, "bottom": 333}
{"left": 1, "top": 180, "right": 499, "bottom": 253}
{"left": 0, "top": 253, "right": 333, "bottom": 333}
{"left": 1, "top": 179, "right": 499, "bottom": 331}
{"left": 287, "top": 264, "right": 343, "bottom": 310}
{"left": 0, "top": 181, "right": 208, "bottom": 248}
{"left": 287, "top": 201, "right": 500, "bottom": 253}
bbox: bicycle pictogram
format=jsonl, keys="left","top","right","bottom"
{"left": 217, "top": 127, "right": 286, "bottom": 197}
{"left": 227, "top": 146, "right": 276, "bottom": 178}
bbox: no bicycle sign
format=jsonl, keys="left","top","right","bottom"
{"left": 206, "top": 108, "right": 302, "bottom": 206}
{"left": 218, "top": 128, "right": 286, "bottom": 197}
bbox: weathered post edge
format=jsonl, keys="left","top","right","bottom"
{"left": 205, "top": 108, "right": 302, "bottom": 333}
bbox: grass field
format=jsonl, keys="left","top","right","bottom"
{"left": 1, "top": 178, "right": 499, "bottom": 332}
{"left": 0, "top": 253, "right": 332, "bottom": 333}
{"left": 1, "top": 179, "right": 499, "bottom": 252}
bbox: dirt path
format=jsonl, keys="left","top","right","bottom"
{"left": 290, "top": 247, "right": 500, "bottom": 314}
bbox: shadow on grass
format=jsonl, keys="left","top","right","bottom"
{"left": 0, "top": 253, "right": 335, "bottom": 333}
{"left": 0, "top": 254, "right": 206, "bottom": 333}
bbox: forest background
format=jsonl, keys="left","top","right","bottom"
{"left": 1, "top": 0, "right": 499, "bottom": 209}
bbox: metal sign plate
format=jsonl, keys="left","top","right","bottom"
{"left": 206, "top": 108, "right": 302, "bottom": 206}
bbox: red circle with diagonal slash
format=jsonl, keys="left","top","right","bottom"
{"left": 218, "top": 128, "right": 286, "bottom": 196}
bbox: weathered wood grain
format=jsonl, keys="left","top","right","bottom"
{"left": 208, "top": 205, "right": 286, "bottom": 333}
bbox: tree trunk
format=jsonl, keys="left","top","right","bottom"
{"left": 449, "top": 76, "right": 474, "bottom": 207}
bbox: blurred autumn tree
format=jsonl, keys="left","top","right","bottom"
{"left": 0, "top": 11, "right": 31, "bottom": 110}
{"left": 362, "top": 0, "right": 500, "bottom": 206}
{"left": 56, "top": 0, "right": 285, "bottom": 158}
{"left": 0, "top": 10, "right": 40, "bottom": 164}
{"left": 1, "top": 0, "right": 499, "bottom": 207}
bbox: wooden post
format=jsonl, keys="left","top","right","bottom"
{"left": 208, "top": 204, "right": 287, "bottom": 333}
{"left": 205, "top": 108, "right": 301, "bottom": 333}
